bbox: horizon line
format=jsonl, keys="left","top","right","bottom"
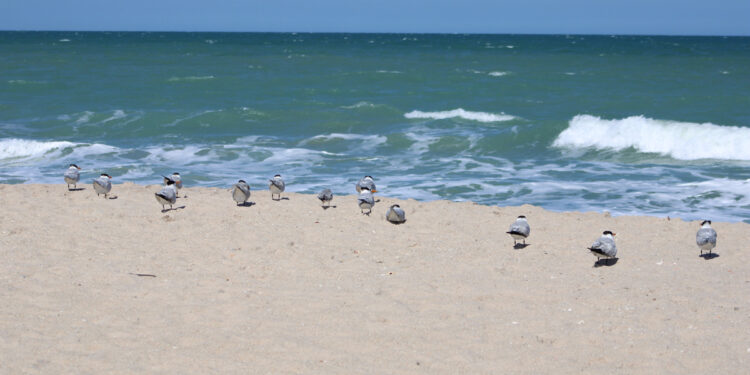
{"left": 1, "top": 29, "right": 748, "bottom": 38}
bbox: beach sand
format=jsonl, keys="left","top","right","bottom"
{"left": 1, "top": 183, "right": 748, "bottom": 374}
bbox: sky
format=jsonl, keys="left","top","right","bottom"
{"left": 1, "top": 0, "right": 748, "bottom": 36}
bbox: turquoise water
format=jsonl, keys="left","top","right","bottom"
{"left": 2, "top": 32, "right": 750, "bottom": 221}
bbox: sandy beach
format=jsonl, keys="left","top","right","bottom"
{"left": 1, "top": 183, "right": 748, "bottom": 374}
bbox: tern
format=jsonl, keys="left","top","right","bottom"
{"left": 231, "top": 180, "right": 251, "bottom": 206}
{"left": 506, "top": 215, "right": 530, "bottom": 246}
{"left": 155, "top": 179, "right": 177, "bottom": 211}
{"left": 588, "top": 231, "right": 617, "bottom": 265}
{"left": 356, "top": 176, "right": 377, "bottom": 193}
{"left": 269, "top": 174, "right": 285, "bottom": 200}
{"left": 63, "top": 164, "right": 81, "bottom": 190}
{"left": 317, "top": 188, "right": 333, "bottom": 208}
{"left": 696, "top": 220, "right": 717, "bottom": 256}
{"left": 357, "top": 187, "right": 375, "bottom": 215}
{"left": 92, "top": 173, "right": 112, "bottom": 198}
{"left": 385, "top": 204, "right": 406, "bottom": 223}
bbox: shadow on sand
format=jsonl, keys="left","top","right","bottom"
{"left": 513, "top": 243, "right": 530, "bottom": 250}
{"left": 237, "top": 202, "right": 255, "bottom": 207}
{"left": 699, "top": 253, "right": 720, "bottom": 260}
{"left": 594, "top": 258, "right": 619, "bottom": 267}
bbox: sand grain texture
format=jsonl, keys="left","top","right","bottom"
{"left": 1, "top": 183, "right": 749, "bottom": 374}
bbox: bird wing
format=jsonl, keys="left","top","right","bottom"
{"left": 64, "top": 169, "right": 79, "bottom": 180}
{"left": 696, "top": 228, "right": 717, "bottom": 245}
{"left": 508, "top": 221, "right": 530, "bottom": 236}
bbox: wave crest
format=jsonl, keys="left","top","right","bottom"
{"left": 404, "top": 108, "right": 515, "bottom": 123}
{"left": 553, "top": 115, "right": 750, "bottom": 161}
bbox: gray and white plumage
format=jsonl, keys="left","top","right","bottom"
{"left": 64, "top": 164, "right": 81, "bottom": 190}
{"left": 269, "top": 174, "right": 285, "bottom": 200}
{"left": 155, "top": 180, "right": 177, "bottom": 210}
{"left": 168, "top": 172, "right": 183, "bottom": 190}
{"left": 385, "top": 204, "right": 406, "bottom": 223}
{"left": 357, "top": 187, "right": 375, "bottom": 214}
{"left": 317, "top": 188, "right": 333, "bottom": 207}
{"left": 588, "top": 231, "right": 617, "bottom": 264}
{"left": 355, "top": 176, "right": 377, "bottom": 193}
{"left": 696, "top": 220, "right": 717, "bottom": 254}
{"left": 506, "top": 215, "right": 530, "bottom": 245}
{"left": 92, "top": 174, "right": 112, "bottom": 198}
{"left": 231, "top": 180, "right": 251, "bottom": 205}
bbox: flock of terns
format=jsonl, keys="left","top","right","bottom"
{"left": 63, "top": 163, "right": 719, "bottom": 266}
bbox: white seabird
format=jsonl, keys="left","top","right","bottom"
{"left": 155, "top": 179, "right": 177, "bottom": 211}
{"left": 385, "top": 204, "right": 406, "bottom": 223}
{"left": 92, "top": 173, "right": 112, "bottom": 198}
{"left": 357, "top": 186, "right": 375, "bottom": 215}
{"left": 269, "top": 174, "right": 285, "bottom": 200}
{"left": 317, "top": 188, "right": 333, "bottom": 207}
{"left": 506, "top": 215, "right": 530, "bottom": 246}
{"left": 588, "top": 230, "right": 617, "bottom": 265}
{"left": 696, "top": 220, "right": 717, "bottom": 255}
{"left": 231, "top": 180, "right": 251, "bottom": 206}
{"left": 63, "top": 163, "right": 81, "bottom": 190}
{"left": 355, "top": 176, "right": 377, "bottom": 193}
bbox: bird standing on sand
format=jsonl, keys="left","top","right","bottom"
{"left": 231, "top": 180, "right": 251, "bottom": 206}
{"left": 63, "top": 164, "right": 81, "bottom": 190}
{"left": 506, "top": 215, "right": 530, "bottom": 246}
{"left": 696, "top": 220, "right": 717, "bottom": 255}
{"left": 588, "top": 231, "right": 617, "bottom": 265}
{"left": 93, "top": 173, "right": 112, "bottom": 198}
{"left": 358, "top": 186, "right": 375, "bottom": 215}
{"left": 269, "top": 174, "right": 285, "bottom": 200}
{"left": 385, "top": 204, "right": 406, "bottom": 223}
{"left": 165, "top": 172, "right": 183, "bottom": 197}
{"left": 155, "top": 179, "right": 177, "bottom": 211}
{"left": 356, "top": 176, "right": 377, "bottom": 193}
{"left": 317, "top": 188, "right": 333, "bottom": 207}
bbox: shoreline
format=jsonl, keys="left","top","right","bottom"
{"left": 1, "top": 183, "right": 748, "bottom": 373}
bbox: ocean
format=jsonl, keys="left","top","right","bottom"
{"left": 1, "top": 31, "right": 749, "bottom": 222}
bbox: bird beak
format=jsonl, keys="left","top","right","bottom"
{"left": 371, "top": 189, "right": 377, "bottom": 193}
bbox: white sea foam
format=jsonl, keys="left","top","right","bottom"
{"left": 341, "top": 101, "right": 379, "bottom": 109}
{"left": 404, "top": 108, "right": 515, "bottom": 123}
{"left": 59, "top": 39, "right": 70, "bottom": 42}
{"left": 553, "top": 115, "right": 750, "bottom": 161}
{"left": 75, "top": 111, "right": 94, "bottom": 124}
{"left": 488, "top": 71, "right": 509, "bottom": 77}
{"left": 0, "top": 138, "right": 119, "bottom": 163}
{"left": 102, "top": 110, "right": 127, "bottom": 123}
{"left": 376, "top": 70, "right": 402, "bottom": 74}
{"left": 299, "top": 133, "right": 387, "bottom": 151}
{"left": 0, "top": 139, "right": 76, "bottom": 160}
{"left": 167, "top": 76, "right": 215, "bottom": 82}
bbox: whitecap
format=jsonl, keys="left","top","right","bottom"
{"left": 488, "top": 71, "right": 509, "bottom": 77}
{"left": 404, "top": 108, "right": 515, "bottom": 123}
{"left": 167, "top": 76, "right": 215, "bottom": 82}
{"left": 553, "top": 115, "right": 750, "bottom": 161}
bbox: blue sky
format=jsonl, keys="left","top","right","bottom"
{"left": 1, "top": 0, "right": 748, "bottom": 36}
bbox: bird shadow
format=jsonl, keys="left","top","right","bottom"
{"left": 161, "top": 205, "right": 186, "bottom": 213}
{"left": 699, "top": 253, "right": 720, "bottom": 260}
{"left": 67, "top": 187, "right": 85, "bottom": 191}
{"left": 388, "top": 220, "right": 407, "bottom": 225}
{"left": 322, "top": 205, "right": 337, "bottom": 210}
{"left": 107, "top": 195, "right": 118, "bottom": 200}
{"left": 273, "top": 197, "right": 290, "bottom": 201}
{"left": 513, "top": 243, "right": 530, "bottom": 250}
{"left": 594, "top": 258, "right": 619, "bottom": 267}
{"left": 237, "top": 202, "right": 255, "bottom": 207}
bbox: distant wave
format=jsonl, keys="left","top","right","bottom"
{"left": 341, "top": 101, "right": 379, "bottom": 109}
{"left": 488, "top": 71, "right": 509, "bottom": 77}
{"left": 0, "top": 138, "right": 118, "bottom": 162}
{"left": 553, "top": 115, "right": 750, "bottom": 161}
{"left": 405, "top": 108, "right": 515, "bottom": 123}
{"left": 376, "top": 70, "right": 402, "bottom": 74}
{"left": 167, "top": 76, "right": 215, "bottom": 82}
